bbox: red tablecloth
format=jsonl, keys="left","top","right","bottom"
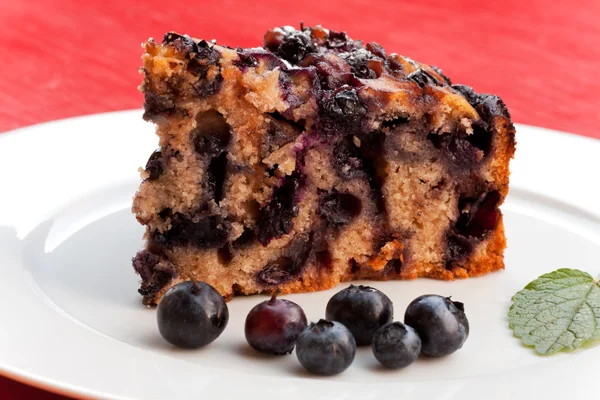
{"left": 1, "top": 0, "right": 599, "bottom": 398}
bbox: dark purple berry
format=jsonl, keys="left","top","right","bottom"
{"left": 372, "top": 322, "right": 421, "bottom": 369}
{"left": 260, "top": 114, "right": 301, "bottom": 158}
{"left": 427, "top": 127, "right": 492, "bottom": 169}
{"left": 445, "top": 233, "right": 474, "bottom": 266}
{"left": 132, "top": 249, "right": 160, "bottom": 282}
{"left": 407, "top": 69, "right": 439, "bottom": 87}
{"left": 257, "top": 257, "right": 295, "bottom": 286}
{"left": 132, "top": 250, "right": 176, "bottom": 305}
{"left": 194, "top": 73, "right": 223, "bottom": 98}
{"left": 455, "top": 191, "right": 501, "bottom": 239}
{"left": 162, "top": 32, "right": 188, "bottom": 44}
{"left": 322, "top": 88, "right": 367, "bottom": 122}
{"left": 162, "top": 32, "right": 197, "bottom": 54}
{"left": 143, "top": 92, "right": 175, "bottom": 120}
{"left": 256, "top": 233, "right": 313, "bottom": 286}
{"left": 244, "top": 293, "right": 308, "bottom": 355}
{"left": 447, "top": 135, "right": 484, "bottom": 166}
{"left": 257, "top": 172, "right": 303, "bottom": 245}
{"left": 231, "top": 228, "right": 256, "bottom": 249}
{"left": 427, "top": 132, "right": 444, "bottom": 149}
{"left": 205, "top": 152, "right": 228, "bottom": 202}
{"left": 452, "top": 85, "right": 511, "bottom": 121}
{"left": 296, "top": 320, "right": 356, "bottom": 376}
{"left": 332, "top": 136, "right": 365, "bottom": 179}
{"left": 192, "top": 112, "right": 232, "bottom": 156}
{"left": 235, "top": 48, "right": 288, "bottom": 71}
{"left": 325, "top": 285, "right": 394, "bottom": 345}
{"left": 234, "top": 48, "right": 259, "bottom": 69}
{"left": 341, "top": 49, "right": 378, "bottom": 79}
{"left": 162, "top": 215, "right": 229, "bottom": 249}
{"left": 476, "top": 94, "right": 511, "bottom": 121}
{"left": 195, "top": 40, "right": 221, "bottom": 65}
{"left": 404, "top": 295, "right": 469, "bottom": 357}
{"left": 318, "top": 88, "right": 368, "bottom": 138}
{"left": 276, "top": 31, "right": 315, "bottom": 64}
{"left": 186, "top": 40, "right": 220, "bottom": 78}
{"left": 145, "top": 150, "right": 164, "bottom": 180}
{"left": 318, "top": 192, "right": 362, "bottom": 227}
{"left": 157, "top": 281, "right": 229, "bottom": 348}
{"left": 467, "top": 121, "right": 493, "bottom": 154}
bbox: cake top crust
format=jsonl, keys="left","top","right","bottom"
{"left": 141, "top": 25, "right": 515, "bottom": 178}
{"left": 144, "top": 25, "right": 511, "bottom": 130}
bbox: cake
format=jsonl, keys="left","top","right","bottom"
{"left": 132, "top": 25, "right": 516, "bottom": 305}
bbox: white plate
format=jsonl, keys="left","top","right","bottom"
{"left": 0, "top": 111, "right": 599, "bottom": 400}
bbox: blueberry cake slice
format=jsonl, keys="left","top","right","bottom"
{"left": 132, "top": 25, "right": 516, "bottom": 305}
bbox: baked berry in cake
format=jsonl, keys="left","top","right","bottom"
{"left": 132, "top": 25, "right": 516, "bottom": 305}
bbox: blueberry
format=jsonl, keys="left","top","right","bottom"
{"left": 446, "top": 135, "right": 484, "bottom": 167}
{"left": 445, "top": 233, "right": 474, "bottom": 265}
{"left": 404, "top": 295, "right": 469, "bottom": 357}
{"left": 234, "top": 48, "right": 259, "bottom": 69}
{"left": 245, "top": 293, "right": 308, "bottom": 355}
{"left": 260, "top": 115, "right": 300, "bottom": 158}
{"left": 296, "top": 320, "right": 356, "bottom": 376}
{"left": 186, "top": 40, "right": 222, "bottom": 97}
{"left": 145, "top": 150, "right": 164, "bottom": 180}
{"left": 372, "top": 322, "right": 421, "bottom": 369}
{"left": 257, "top": 257, "right": 295, "bottom": 286}
{"left": 407, "top": 70, "right": 439, "bottom": 87}
{"left": 192, "top": 112, "right": 231, "bottom": 156}
{"left": 319, "top": 89, "right": 368, "bottom": 138}
{"left": 194, "top": 74, "right": 224, "bottom": 98}
{"left": 325, "top": 285, "right": 393, "bottom": 345}
{"left": 427, "top": 127, "right": 492, "bottom": 169}
{"left": 193, "top": 40, "right": 221, "bottom": 68}
{"left": 143, "top": 91, "right": 175, "bottom": 120}
{"left": 256, "top": 233, "right": 313, "bottom": 286}
{"left": 318, "top": 192, "right": 362, "bottom": 227}
{"left": 162, "top": 32, "right": 197, "bottom": 54}
{"left": 332, "top": 136, "right": 365, "bottom": 180}
{"left": 257, "top": 172, "right": 303, "bottom": 245}
{"left": 205, "top": 152, "right": 228, "bottom": 202}
{"left": 276, "top": 31, "right": 315, "bottom": 64}
{"left": 157, "top": 281, "right": 229, "bottom": 348}
{"left": 340, "top": 49, "right": 377, "bottom": 79}
{"left": 231, "top": 228, "right": 256, "bottom": 249}
{"left": 132, "top": 250, "right": 176, "bottom": 305}
{"left": 322, "top": 88, "right": 366, "bottom": 122}
{"left": 466, "top": 121, "right": 493, "bottom": 154}
{"left": 455, "top": 191, "right": 501, "bottom": 239}
{"left": 163, "top": 215, "right": 229, "bottom": 249}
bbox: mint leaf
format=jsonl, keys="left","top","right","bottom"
{"left": 508, "top": 268, "right": 600, "bottom": 355}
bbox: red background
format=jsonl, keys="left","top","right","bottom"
{"left": 1, "top": 0, "right": 599, "bottom": 398}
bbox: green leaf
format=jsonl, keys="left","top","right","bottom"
{"left": 508, "top": 268, "right": 600, "bottom": 355}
